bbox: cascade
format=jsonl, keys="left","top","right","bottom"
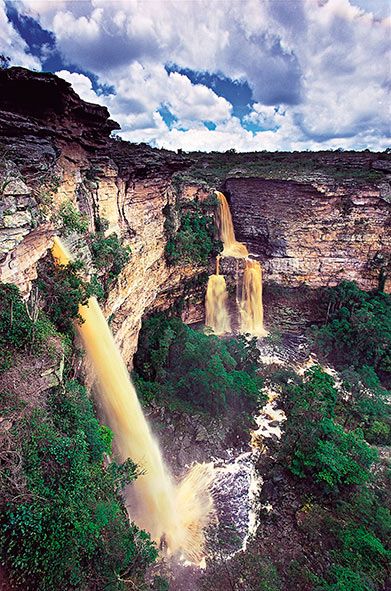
{"left": 205, "top": 273, "right": 231, "bottom": 335}
{"left": 51, "top": 237, "right": 214, "bottom": 562}
{"left": 240, "top": 259, "right": 267, "bottom": 337}
{"left": 215, "top": 190, "right": 249, "bottom": 258}
{"left": 206, "top": 190, "right": 267, "bottom": 337}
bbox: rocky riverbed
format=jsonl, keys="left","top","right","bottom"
{"left": 145, "top": 333, "right": 312, "bottom": 590}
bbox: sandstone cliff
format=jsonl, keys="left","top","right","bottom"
{"left": 226, "top": 176, "right": 390, "bottom": 292}
{"left": 0, "top": 67, "right": 390, "bottom": 363}
{"left": 0, "top": 67, "right": 207, "bottom": 365}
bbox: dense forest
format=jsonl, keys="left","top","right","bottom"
{"left": 1, "top": 250, "right": 390, "bottom": 590}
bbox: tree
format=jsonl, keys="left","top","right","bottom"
{"left": 281, "top": 367, "right": 378, "bottom": 492}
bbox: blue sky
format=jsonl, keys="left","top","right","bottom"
{"left": 1, "top": 0, "right": 390, "bottom": 152}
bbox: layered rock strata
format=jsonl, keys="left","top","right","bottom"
{"left": 1, "top": 67, "right": 390, "bottom": 367}
{"left": 226, "top": 177, "right": 390, "bottom": 292}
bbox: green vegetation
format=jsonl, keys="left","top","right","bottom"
{"left": 280, "top": 366, "right": 378, "bottom": 492}
{"left": 37, "top": 259, "right": 97, "bottom": 335}
{"left": 273, "top": 361, "right": 390, "bottom": 590}
{"left": 0, "top": 284, "right": 60, "bottom": 373}
{"left": 90, "top": 230, "right": 131, "bottom": 295}
{"left": 312, "top": 281, "right": 390, "bottom": 380}
{"left": 164, "top": 193, "right": 222, "bottom": 265}
{"left": 58, "top": 201, "right": 89, "bottom": 235}
{"left": 203, "top": 282, "right": 390, "bottom": 591}
{"left": 134, "top": 314, "right": 264, "bottom": 416}
{"left": 169, "top": 150, "right": 385, "bottom": 188}
{"left": 201, "top": 550, "right": 282, "bottom": 591}
{"left": 0, "top": 380, "right": 157, "bottom": 591}
{"left": 0, "top": 275, "right": 157, "bottom": 589}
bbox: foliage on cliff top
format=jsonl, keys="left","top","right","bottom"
{"left": 134, "top": 313, "right": 264, "bottom": 417}
{"left": 164, "top": 193, "right": 222, "bottom": 266}
{"left": 172, "top": 150, "right": 386, "bottom": 186}
{"left": 0, "top": 379, "right": 157, "bottom": 590}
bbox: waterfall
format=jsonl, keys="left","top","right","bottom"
{"left": 215, "top": 190, "right": 249, "bottom": 258}
{"left": 205, "top": 274, "right": 231, "bottom": 335}
{"left": 51, "top": 237, "right": 214, "bottom": 562}
{"left": 240, "top": 259, "right": 267, "bottom": 337}
{"left": 205, "top": 191, "right": 267, "bottom": 337}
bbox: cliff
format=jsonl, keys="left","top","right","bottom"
{"left": 0, "top": 67, "right": 390, "bottom": 364}
{"left": 0, "top": 67, "right": 207, "bottom": 365}
{"left": 226, "top": 176, "right": 390, "bottom": 292}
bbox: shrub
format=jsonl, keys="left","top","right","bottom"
{"left": 133, "top": 314, "right": 264, "bottom": 416}
{"left": 311, "top": 281, "right": 390, "bottom": 379}
{"left": 164, "top": 195, "right": 222, "bottom": 266}
{"left": 315, "top": 565, "right": 374, "bottom": 591}
{"left": 90, "top": 232, "right": 131, "bottom": 294}
{"left": 339, "top": 366, "right": 390, "bottom": 444}
{"left": 0, "top": 284, "right": 59, "bottom": 372}
{"left": 281, "top": 367, "right": 378, "bottom": 492}
{"left": 0, "top": 379, "right": 157, "bottom": 590}
{"left": 58, "top": 201, "right": 88, "bottom": 235}
{"left": 37, "top": 259, "right": 96, "bottom": 335}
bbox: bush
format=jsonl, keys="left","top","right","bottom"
{"left": 164, "top": 195, "right": 222, "bottom": 266}
{"left": 339, "top": 366, "right": 390, "bottom": 444}
{"left": 315, "top": 565, "right": 374, "bottom": 591}
{"left": 281, "top": 366, "right": 378, "bottom": 492}
{"left": 58, "top": 201, "right": 88, "bottom": 235}
{"left": 0, "top": 284, "right": 59, "bottom": 372}
{"left": 311, "top": 281, "right": 390, "bottom": 379}
{"left": 133, "top": 314, "right": 264, "bottom": 416}
{"left": 90, "top": 232, "right": 131, "bottom": 294}
{"left": 37, "top": 259, "right": 96, "bottom": 335}
{"left": 0, "top": 379, "right": 157, "bottom": 590}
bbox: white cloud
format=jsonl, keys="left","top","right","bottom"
{"left": 55, "top": 70, "right": 108, "bottom": 105}
{"left": 6, "top": 0, "right": 391, "bottom": 151}
{"left": 0, "top": 0, "right": 41, "bottom": 70}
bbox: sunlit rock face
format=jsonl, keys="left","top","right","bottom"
{"left": 1, "top": 67, "right": 390, "bottom": 368}
{"left": 100, "top": 176, "right": 209, "bottom": 365}
{"left": 226, "top": 176, "right": 390, "bottom": 293}
{"left": 0, "top": 67, "right": 208, "bottom": 366}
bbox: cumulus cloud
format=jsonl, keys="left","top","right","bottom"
{"left": 0, "top": 0, "right": 40, "bottom": 69}
{"left": 5, "top": 0, "right": 391, "bottom": 151}
{"left": 55, "top": 69, "right": 108, "bottom": 105}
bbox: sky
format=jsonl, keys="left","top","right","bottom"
{"left": 1, "top": 0, "right": 390, "bottom": 152}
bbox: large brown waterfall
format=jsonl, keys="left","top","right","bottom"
{"left": 215, "top": 191, "right": 249, "bottom": 258}
{"left": 51, "top": 237, "right": 214, "bottom": 562}
{"left": 240, "top": 259, "right": 267, "bottom": 337}
{"left": 205, "top": 266, "right": 231, "bottom": 335}
{"left": 205, "top": 191, "right": 267, "bottom": 337}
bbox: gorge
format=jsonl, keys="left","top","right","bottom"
{"left": 0, "top": 67, "right": 390, "bottom": 591}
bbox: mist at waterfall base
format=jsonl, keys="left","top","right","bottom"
{"left": 206, "top": 191, "right": 267, "bottom": 337}
{"left": 51, "top": 237, "right": 215, "bottom": 563}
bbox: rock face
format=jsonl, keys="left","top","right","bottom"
{"left": 226, "top": 177, "right": 390, "bottom": 292}
{"left": 1, "top": 67, "right": 390, "bottom": 368}
{"left": 0, "top": 66, "right": 119, "bottom": 152}
{"left": 0, "top": 67, "right": 207, "bottom": 365}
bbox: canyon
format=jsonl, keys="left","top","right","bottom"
{"left": 1, "top": 67, "right": 389, "bottom": 368}
{"left": 0, "top": 66, "right": 390, "bottom": 591}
